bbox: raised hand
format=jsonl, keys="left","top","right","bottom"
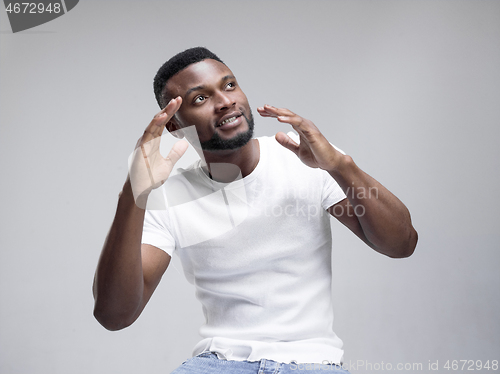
{"left": 257, "top": 105, "right": 344, "bottom": 172}
{"left": 129, "top": 97, "right": 188, "bottom": 208}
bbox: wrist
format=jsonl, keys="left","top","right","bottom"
{"left": 326, "top": 154, "right": 355, "bottom": 177}
{"left": 120, "top": 177, "right": 147, "bottom": 210}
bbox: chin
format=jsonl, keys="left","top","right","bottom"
{"left": 201, "top": 113, "right": 255, "bottom": 151}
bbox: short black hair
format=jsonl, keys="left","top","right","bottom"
{"left": 153, "top": 47, "right": 224, "bottom": 108}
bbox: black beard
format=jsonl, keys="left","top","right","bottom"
{"left": 200, "top": 110, "right": 255, "bottom": 151}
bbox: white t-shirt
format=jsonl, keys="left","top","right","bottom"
{"left": 142, "top": 136, "right": 347, "bottom": 364}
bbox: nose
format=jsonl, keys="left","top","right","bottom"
{"left": 214, "top": 91, "right": 235, "bottom": 112}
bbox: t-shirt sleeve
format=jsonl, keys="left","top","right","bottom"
{"left": 321, "top": 144, "right": 347, "bottom": 210}
{"left": 142, "top": 209, "right": 176, "bottom": 257}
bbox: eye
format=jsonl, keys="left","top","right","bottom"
{"left": 225, "top": 82, "right": 236, "bottom": 90}
{"left": 193, "top": 95, "right": 206, "bottom": 104}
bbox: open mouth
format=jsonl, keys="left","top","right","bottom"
{"left": 216, "top": 113, "right": 242, "bottom": 128}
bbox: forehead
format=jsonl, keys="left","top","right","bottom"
{"left": 166, "top": 59, "right": 234, "bottom": 97}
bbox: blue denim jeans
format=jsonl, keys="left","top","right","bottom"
{"left": 171, "top": 352, "right": 351, "bottom": 373}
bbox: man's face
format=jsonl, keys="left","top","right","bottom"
{"left": 166, "top": 59, "right": 254, "bottom": 151}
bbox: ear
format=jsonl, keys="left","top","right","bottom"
{"left": 165, "top": 116, "right": 185, "bottom": 139}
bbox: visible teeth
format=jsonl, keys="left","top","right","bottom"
{"left": 221, "top": 116, "right": 236, "bottom": 126}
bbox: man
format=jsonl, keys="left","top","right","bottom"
{"left": 93, "top": 47, "right": 418, "bottom": 373}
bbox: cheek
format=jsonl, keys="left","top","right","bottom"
{"left": 177, "top": 110, "right": 213, "bottom": 139}
{"left": 177, "top": 109, "right": 202, "bottom": 127}
{"left": 236, "top": 91, "right": 250, "bottom": 108}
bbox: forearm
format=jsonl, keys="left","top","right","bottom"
{"left": 258, "top": 105, "right": 417, "bottom": 256}
{"left": 93, "top": 179, "right": 146, "bottom": 330}
{"left": 329, "top": 155, "right": 418, "bottom": 258}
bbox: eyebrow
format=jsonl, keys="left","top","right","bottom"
{"left": 184, "top": 75, "right": 236, "bottom": 98}
{"left": 221, "top": 74, "right": 235, "bottom": 82}
{"left": 184, "top": 85, "right": 204, "bottom": 98}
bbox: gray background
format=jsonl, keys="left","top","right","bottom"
{"left": 1, "top": 1, "right": 499, "bottom": 373}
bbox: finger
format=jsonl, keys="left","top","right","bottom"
{"left": 143, "top": 97, "right": 182, "bottom": 143}
{"left": 272, "top": 115, "right": 306, "bottom": 139}
{"left": 159, "top": 96, "right": 183, "bottom": 119}
{"left": 257, "top": 105, "right": 271, "bottom": 114}
{"left": 258, "top": 106, "right": 306, "bottom": 140}
{"left": 259, "top": 104, "right": 295, "bottom": 118}
{"left": 259, "top": 105, "right": 317, "bottom": 139}
{"left": 276, "top": 115, "right": 303, "bottom": 126}
{"left": 154, "top": 96, "right": 182, "bottom": 133}
{"left": 257, "top": 105, "right": 284, "bottom": 118}
{"left": 275, "top": 131, "right": 300, "bottom": 155}
{"left": 257, "top": 106, "right": 276, "bottom": 117}
{"left": 164, "top": 139, "right": 189, "bottom": 168}
{"left": 276, "top": 114, "right": 320, "bottom": 139}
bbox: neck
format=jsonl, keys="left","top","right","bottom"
{"left": 196, "top": 139, "right": 260, "bottom": 182}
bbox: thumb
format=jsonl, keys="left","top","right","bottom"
{"left": 165, "top": 139, "right": 189, "bottom": 167}
{"left": 275, "top": 132, "right": 299, "bottom": 156}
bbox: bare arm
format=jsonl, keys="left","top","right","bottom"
{"left": 327, "top": 165, "right": 418, "bottom": 258}
{"left": 93, "top": 97, "right": 187, "bottom": 330}
{"left": 258, "top": 104, "right": 417, "bottom": 258}
{"left": 92, "top": 181, "right": 171, "bottom": 330}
